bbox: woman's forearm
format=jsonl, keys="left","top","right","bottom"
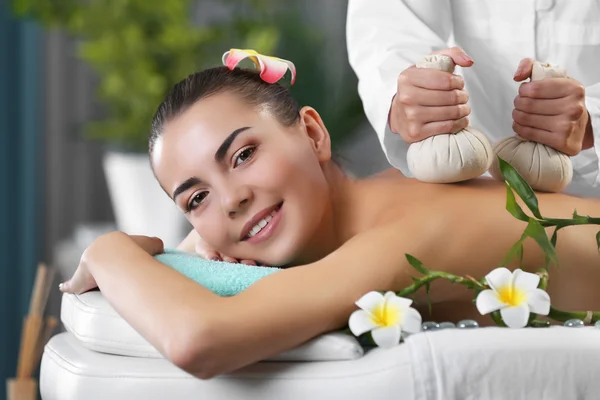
{"left": 85, "top": 232, "right": 225, "bottom": 369}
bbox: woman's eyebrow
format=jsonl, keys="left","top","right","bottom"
{"left": 214, "top": 126, "right": 252, "bottom": 163}
{"left": 172, "top": 126, "right": 252, "bottom": 200}
{"left": 172, "top": 177, "right": 201, "bottom": 201}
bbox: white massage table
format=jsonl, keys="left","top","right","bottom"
{"left": 41, "top": 292, "right": 600, "bottom": 399}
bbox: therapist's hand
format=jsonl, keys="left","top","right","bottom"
{"left": 389, "top": 47, "right": 474, "bottom": 143}
{"left": 513, "top": 58, "right": 594, "bottom": 156}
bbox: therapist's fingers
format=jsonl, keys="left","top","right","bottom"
{"left": 512, "top": 109, "right": 560, "bottom": 132}
{"left": 406, "top": 104, "right": 471, "bottom": 125}
{"left": 432, "top": 46, "right": 474, "bottom": 67}
{"left": 400, "top": 86, "right": 469, "bottom": 106}
{"left": 518, "top": 78, "right": 582, "bottom": 99}
{"left": 513, "top": 58, "right": 536, "bottom": 82}
{"left": 402, "top": 67, "right": 465, "bottom": 91}
{"left": 513, "top": 95, "right": 573, "bottom": 116}
{"left": 419, "top": 117, "right": 470, "bottom": 139}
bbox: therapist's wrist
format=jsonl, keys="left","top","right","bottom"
{"left": 388, "top": 94, "right": 411, "bottom": 138}
{"left": 388, "top": 94, "right": 400, "bottom": 134}
{"left": 582, "top": 110, "right": 594, "bottom": 150}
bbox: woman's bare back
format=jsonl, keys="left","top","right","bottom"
{"left": 354, "top": 169, "right": 600, "bottom": 324}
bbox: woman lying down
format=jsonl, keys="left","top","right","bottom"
{"left": 59, "top": 61, "right": 600, "bottom": 379}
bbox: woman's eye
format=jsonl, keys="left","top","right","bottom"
{"left": 234, "top": 146, "right": 255, "bottom": 167}
{"left": 187, "top": 191, "right": 208, "bottom": 211}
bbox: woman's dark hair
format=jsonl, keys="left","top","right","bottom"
{"left": 149, "top": 66, "right": 300, "bottom": 158}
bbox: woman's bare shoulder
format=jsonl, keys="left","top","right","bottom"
{"left": 361, "top": 169, "right": 599, "bottom": 221}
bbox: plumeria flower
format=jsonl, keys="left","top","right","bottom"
{"left": 222, "top": 48, "right": 296, "bottom": 84}
{"left": 476, "top": 267, "right": 551, "bottom": 328}
{"left": 348, "top": 291, "right": 422, "bottom": 348}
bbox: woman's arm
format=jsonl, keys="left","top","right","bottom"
{"left": 84, "top": 195, "right": 598, "bottom": 379}
{"left": 84, "top": 218, "right": 448, "bottom": 379}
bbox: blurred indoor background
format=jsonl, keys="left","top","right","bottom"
{"left": 0, "top": 0, "right": 391, "bottom": 397}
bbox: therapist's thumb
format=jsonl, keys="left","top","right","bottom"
{"left": 432, "top": 47, "right": 474, "bottom": 67}
{"left": 513, "top": 58, "right": 535, "bottom": 82}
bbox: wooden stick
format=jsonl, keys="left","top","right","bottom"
{"left": 39, "top": 267, "right": 55, "bottom": 319}
{"left": 6, "top": 378, "right": 38, "bottom": 400}
{"left": 15, "top": 317, "right": 28, "bottom": 379}
{"left": 17, "top": 315, "right": 42, "bottom": 379}
{"left": 33, "top": 316, "right": 59, "bottom": 372}
{"left": 29, "top": 263, "right": 48, "bottom": 316}
{"left": 16, "top": 263, "right": 49, "bottom": 379}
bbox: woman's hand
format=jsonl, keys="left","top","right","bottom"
{"left": 59, "top": 234, "right": 165, "bottom": 294}
{"left": 178, "top": 229, "right": 258, "bottom": 265}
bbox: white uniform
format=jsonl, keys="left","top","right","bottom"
{"left": 347, "top": 0, "right": 600, "bottom": 196}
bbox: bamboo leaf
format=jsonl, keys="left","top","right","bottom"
{"left": 516, "top": 242, "right": 524, "bottom": 265}
{"left": 498, "top": 157, "right": 542, "bottom": 219}
{"left": 500, "top": 235, "right": 526, "bottom": 267}
{"left": 405, "top": 254, "right": 430, "bottom": 275}
{"left": 524, "top": 219, "right": 558, "bottom": 265}
{"left": 550, "top": 227, "right": 559, "bottom": 247}
{"left": 505, "top": 183, "right": 530, "bottom": 222}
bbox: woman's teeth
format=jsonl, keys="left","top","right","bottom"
{"left": 247, "top": 209, "right": 277, "bottom": 238}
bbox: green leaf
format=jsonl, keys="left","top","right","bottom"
{"left": 498, "top": 157, "right": 542, "bottom": 219}
{"left": 405, "top": 254, "right": 430, "bottom": 275}
{"left": 500, "top": 235, "right": 526, "bottom": 267}
{"left": 516, "top": 242, "right": 524, "bottom": 265}
{"left": 550, "top": 226, "right": 559, "bottom": 247}
{"left": 524, "top": 219, "right": 558, "bottom": 265}
{"left": 505, "top": 183, "right": 530, "bottom": 222}
{"left": 596, "top": 231, "right": 600, "bottom": 253}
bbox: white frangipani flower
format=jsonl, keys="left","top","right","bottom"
{"left": 348, "top": 291, "right": 422, "bottom": 348}
{"left": 476, "top": 267, "right": 551, "bottom": 328}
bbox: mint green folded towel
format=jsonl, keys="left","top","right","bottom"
{"left": 155, "top": 249, "right": 280, "bottom": 296}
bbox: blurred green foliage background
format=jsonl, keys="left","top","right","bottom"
{"left": 13, "top": 0, "right": 363, "bottom": 152}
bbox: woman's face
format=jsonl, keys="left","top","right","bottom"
{"left": 152, "top": 91, "right": 332, "bottom": 266}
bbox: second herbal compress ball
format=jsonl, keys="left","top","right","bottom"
{"left": 488, "top": 61, "right": 573, "bottom": 192}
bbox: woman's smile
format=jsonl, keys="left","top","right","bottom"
{"left": 241, "top": 202, "right": 284, "bottom": 244}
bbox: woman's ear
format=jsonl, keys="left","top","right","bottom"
{"left": 298, "top": 106, "right": 331, "bottom": 163}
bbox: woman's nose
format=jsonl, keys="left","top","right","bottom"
{"left": 221, "top": 186, "right": 252, "bottom": 218}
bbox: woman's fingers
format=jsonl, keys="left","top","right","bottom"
{"left": 58, "top": 263, "right": 96, "bottom": 295}
{"left": 195, "top": 244, "right": 222, "bottom": 261}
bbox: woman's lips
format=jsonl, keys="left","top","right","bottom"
{"left": 243, "top": 202, "right": 283, "bottom": 244}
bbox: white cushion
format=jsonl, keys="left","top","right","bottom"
{"left": 41, "top": 332, "right": 414, "bottom": 400}
{"left": 60, "top": 292, "right": 364, "bottom": 361}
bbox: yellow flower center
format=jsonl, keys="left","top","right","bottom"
{"left": 497, "top": 285, "right": 526, "bottom": 307}
{"left": 370, "top": 303, "right": 401, "bottom": 327}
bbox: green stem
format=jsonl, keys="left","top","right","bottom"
{"left": 543, "top": 217, "right": 600, "bottom": 226}
{"left": 536, "top": 268, "right": 549, "bottom": 291}
{"left": 548, "top": 306, "right": 600, "bottom": 324}
{"left": 396, "top": 271, "right": 486, "bottom": 298}
{"left": 491, "top": 311, "right": 506, "bottom": 327}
